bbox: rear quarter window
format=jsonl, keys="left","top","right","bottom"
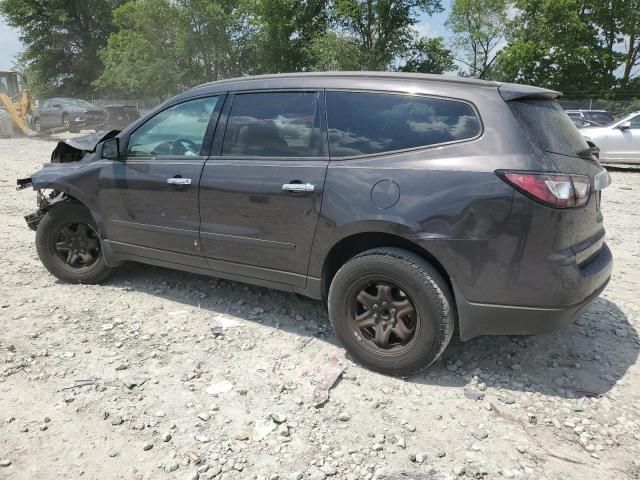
{"left": 326, "top": 92, "right": 481, "bottom": 157}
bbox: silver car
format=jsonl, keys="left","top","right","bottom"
{"left": 580, "top": 111, "right": 640, "bottom": 164}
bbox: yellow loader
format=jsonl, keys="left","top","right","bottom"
{"left": 0, "top": 70, "right": 35, "bottom": 137}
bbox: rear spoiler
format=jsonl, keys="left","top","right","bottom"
{"left": 498, "top": 83, "right": 562, "bottom": 102}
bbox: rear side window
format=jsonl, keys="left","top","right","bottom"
{"left": 326, "top": 92, "right": 481, "bottom": 157}
{"left": 222, "top": 92, "right": 323, "bottom": 157}
{"left": 509, "top": 100, "right": 590, "bottom": 157}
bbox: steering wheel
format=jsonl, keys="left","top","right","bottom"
{"left": 169, "top": 138, "right": 199, "bottom": 156}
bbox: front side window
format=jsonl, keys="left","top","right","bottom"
{"left": 326, "top": 92, "right": 481, "bottom": 157}
{"left": 629, "top": 114, "right": 640, "bottom": 129}
{"left": 127, "top": 96, "right": 218, "bottom": 157}
{"left": 222, "top": 92, "right": 322, "bottom": 157}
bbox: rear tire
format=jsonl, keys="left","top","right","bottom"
{"left": 0, "top": 109, "right": 15, "bottom": 138}
{"left": 328, "top": 248, "right": 455, "bottom": 376}
{"left": 35, "top": 202, "right": 112, "bottom": 284}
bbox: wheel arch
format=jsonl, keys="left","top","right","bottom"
{"left": 320, "top": 231, "right": 453, "bottom": 304}
{"left": 32, "top": 181, "right": 103, "bottom": 230}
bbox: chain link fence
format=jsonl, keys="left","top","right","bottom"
{"left": 559, "top": 98, "right": 640, "bottom": 119}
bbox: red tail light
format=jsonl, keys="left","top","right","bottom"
{"left": 497, "top": 171, "right": 591, "bottom": 208}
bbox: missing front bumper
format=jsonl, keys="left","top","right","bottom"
{"left": 24, "top": 209, "right": 44, "bottom": 231}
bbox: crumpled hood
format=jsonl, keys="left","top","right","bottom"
{"left": 30, "top": 155, "right": 97, "bottom": 188}
{"left": 51, "top": 130, "right": 120, "bottom": 163}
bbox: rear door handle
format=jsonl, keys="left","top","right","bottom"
{"left": 167, "top": 177, "right": 192, "bottom": 185}
{"left": 282, "top": 183, "right": 315, "bottom": 193}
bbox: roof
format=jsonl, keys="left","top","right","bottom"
{"left": 193, "top": 71, "right": 503, "bottom": 90}
{"left": 190, "top": 71, "right": 561, "bottom": 101}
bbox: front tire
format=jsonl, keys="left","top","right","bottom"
{"left": 328, "top": 248, "right": 455, "bottom": 376}
{"left": 35, "top": 202, "right": 112, "bottom": 284}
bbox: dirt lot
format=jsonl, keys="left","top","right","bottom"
{"left": 0, "top": 136, "right": 639, "bottom": 480}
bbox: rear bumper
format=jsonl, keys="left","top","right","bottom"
{"left": 455, "top": 242, "right": 612, "bottom": 340}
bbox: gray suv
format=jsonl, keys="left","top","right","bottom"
{"left": 18, "top": 73, "right": 613, "bottom": 375}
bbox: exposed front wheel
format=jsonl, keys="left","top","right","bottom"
{"left": 328, "top": 248, "right": 455, "bottom": 376}
{"left": 35, "top": 202, "right": 112, "bottom": 284}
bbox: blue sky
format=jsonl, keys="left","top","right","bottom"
{"left": 0, "top": 1, "right": 454, "bottom": 71}
{"left": 0, "top": 17, "right": 20, "bottom": 70}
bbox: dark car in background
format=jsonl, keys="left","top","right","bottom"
{"left": 18, "top": 73, "right": 612, "bottom": 375}
{"left": 104, "top": 104, "right": 140, "bottom": 130}
{"left": 566, "top": 109, "right": 616, "bottom": 125}
{"left": 31, "top": 98, "right": 107, "bottom": 133}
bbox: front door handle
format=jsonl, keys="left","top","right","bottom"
{"left": 167, "top": 177, "right": 192, "bottom": 185}
{"left": 282, "top": 183, "right": 315, "bottom": 193}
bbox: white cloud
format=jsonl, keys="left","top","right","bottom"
{"left": 0, "top": 18, "right": 22, "bottom": 70}
{"left": 411, "top": 22, "right": 435, "bottom": 38}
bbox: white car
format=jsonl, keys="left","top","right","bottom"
{"left": 580, "top": 111, "right": 640, "bottom": 164}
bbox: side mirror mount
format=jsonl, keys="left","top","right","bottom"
{"left": 100, "top": 137, "right": 121, "bottom": 160}
{"left": 618, "top": 121, "right": 631, "bottom": 131}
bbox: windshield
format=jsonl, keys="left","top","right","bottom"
{"left": 509, "top": 99, "right": 590, "bottom": 157}
{"left": 0, "top": 72, "right": 19, "bottom": 97}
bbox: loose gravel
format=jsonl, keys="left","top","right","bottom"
{"left": 1, "top": 137, "right": 639, "bottom": 480}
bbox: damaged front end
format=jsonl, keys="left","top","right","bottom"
{"left": 16, "top": 130, "right": 119, "bottom": 230}
{"left": 17, "top": 185, "right": 68, "bottom": 231}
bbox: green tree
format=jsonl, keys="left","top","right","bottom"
{"left": 95, "top": 0, "right": 184, "bottom": 98}
{"left": 446, "top": 0, "right": 508, "bottom": 77}
{"left": 96, "top": 0, "right": 245, "bottom": 98}
{"left": 491, "top": 0, "right": 640, "bottom": 93}
{"left": 176, "top": 0, "right": 245, "bottom": 82}
{"left": 331, "top": 0, "right": 443, "bottom": 70}
{"left": 400, "top": 36, "right": 457, "bottom": 74}
{"left": 308, "top": 31, "right": 364, "bottom": 70}
{"left": 242, "top": 0, "right": 330, "bottom": 73}
{"left": 0, "top": 0, "right": 127, "bottom": 96}
{"left": 615, "top": 0, "right": 640, "bottom": 86}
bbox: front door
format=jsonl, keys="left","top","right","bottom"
{"left": 41, "top": 100, "right": 58, "bottom": 128}
{"left": 604, "top": 114, "right": 640, "bottom": 162}
{"left": 96, "top": 95, "right": 222, "bottom": 264}
{"left": 199, "top": 91, "right": 328, "bottom": 286}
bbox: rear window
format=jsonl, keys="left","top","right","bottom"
{"left": 326, "top": 92, "right": 481, "bottom": 157}
{"left": 509, "top": 100, "right": 590, "bottom": 157}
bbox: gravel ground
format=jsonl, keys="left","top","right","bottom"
{"left": 1, "top": 136, "right": 639, "bottom": 480}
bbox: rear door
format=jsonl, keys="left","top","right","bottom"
{"left": 199, "top": 91, "right": 328, "bottom": 287}
{"left": 96, "top": 95, "right": 222, "bottom": 264}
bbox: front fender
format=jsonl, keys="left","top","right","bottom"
{"left": 27, "top": 160, "right": 106, "bottom": 230}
